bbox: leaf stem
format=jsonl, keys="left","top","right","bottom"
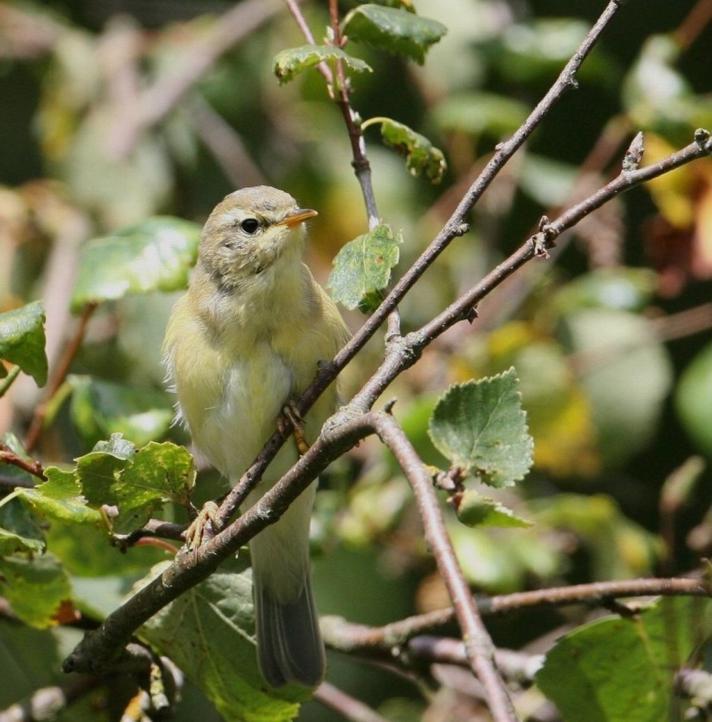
{"left": 0, "top": 365, "right": 21, "bottom": 398}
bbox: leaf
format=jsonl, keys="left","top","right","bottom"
{"left": 676, "top": 342, "right": 712, "bottom": 457}
{"left": 342, "top": 4, "right": 447, "bottom": 64}
{"left": 141, "top": 567, "right": 305, "bottom": 722}
{"left": 0, "top": 498, "right": 45, "bottom": 556}
{"left": 273, "top": 45, "right": 372, "bottom": 84}
{"left": 0, "top": 301, "right": 48, "bottom": 386}
{"left": 69, "top": 376, "right": 174, "bottom": 447}
{"left": 432, "top": 92, "right": 529, "bottom": 138}
{"left": 0, "top": 553, "right": 71, "bottom": 628}
{"left": 455, "top": 490, "right": 531, "bottom": 528}
{"left": 428, "top": 368, "right": 533, "bottom": 488}
{"left": 0, "top": 432, "right": 37, "bottom": 488}
{"left": 374, "top": 118, "right": 446, "bottom": 183}
{"left": 15, "top": 467, "right": 101, "bottom": 525}
{"left": 327, "top": 224, "right": 401, "bottom": 312}
{"left": 536, "top": 597, "right": 712, "bottom": 722}
{"left": 70, "top": 217, "right": 201, "bottom": 312}
{"left": 76, "top": 436, "right": 195, "bottom": 534}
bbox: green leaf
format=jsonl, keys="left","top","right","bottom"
{"left": 536, "top": 597, "right": 712, "bottom": 722}
{"left": 327, "top": 224, "right": 401, "bottom": 312}
{"left": 142, "top": 568, "right": 305, "bottom": 722}
{"left": 428, "top": 368, "right": 533, "bottom": 488}
{"left": 455, "top": 490, "right": 531, "bottom": 528}
{"left": 373, "top": 118, "right": 446, "bottom": 183}
{"left": 0, "top": 499, "right": 45, "bottom": 556}
{"left": 0, "top": 553, "right": 71, "bottom": 628}
{"left": 432, "top": 92, "right": 529, "bottom": 138}
{"left": 0, "top": 301, "right": 48, "bottom": 386}
{"left": 342, "top": 4, "right": 447, "bottom": 64}
{"left": 70, "top": 217, "right": 201, "bottom": 312}
{"left": 273, "top": 45, "right": 372, "bottom": 84}
{"left": 15, "top": 467, "right": 101, "bottom": 525}
{"left": 76, "top": 436, "right": 195, "bottom": 534}
{"left": 676, "top": 342, "right": 712, "bottom": 457}
{"left": 69, "top": 376, "right": 174, "bottom": 447}
{"left": 0, "top": 432, "right": 36, "bottom": 488}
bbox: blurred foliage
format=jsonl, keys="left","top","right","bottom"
{"left": 1, "top": 0, "right": 712, "bottom": 721}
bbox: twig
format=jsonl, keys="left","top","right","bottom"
{"left": 24, "top": 302, "right": 97, "bottom": 453}
{"left": 112, "top": 519, "right": 188, "bottom": 550}
{"left": 675, "top": 0, "right": 712, "bottom": 51}
{"left": 321, "top": 577, "right": 712, "bottom": 649}
{"left": 283, "top": 0, "right": 334, "bottom": 85}
{"left": 370, "top": 414, "right": 517, "bottom": 722}
{"left": 0, "top": 366, "right": 21, "bottom": 398}
{"left": 314, "top": 682, "right": 391, "bottom": 722}
{"left": 0, "top": 443, "right": 46, "bottom": 481}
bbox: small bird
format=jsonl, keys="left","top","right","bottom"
{"left": 163, "top": 186, "right": 350, "bottom": 688}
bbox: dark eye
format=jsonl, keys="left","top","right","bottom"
{"left": 240, "top": 218, "right": 260, "bottom": 234}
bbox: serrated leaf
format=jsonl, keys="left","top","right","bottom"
{"left": 456, "top": 490, "right": 531, "bottom": 528}
{"left": 0, "top": 499, "right": 45, "bottom": 556}
{"left": 327, "top": 224, "right": 401, "bottom": 312}
{"left": 76, "top": 437, "right": 195, "bottom": 534}
{"left": 69, "top": 376, "right": 174, "bottom": 447}
{"left": 0, "top": 553, "right": 71, "bottom": 628}
{"left": 342, "top": 4, "right": 446, "bottom": 64}
{"left": 428, "top": 368, "right": 533, "bottom": 488}
{"left": 70, "top": 217, "right": 201, "bottom": 312}
{"left": 142, "top": 568, "right": 305, "bottom": 722}
{"left": 273, "top": 45, "right": 371, "bottom": 84}
{"left": 536, "top": 597, "right": 712, "bottom": 722}
{"left": 374, "top": 118, "right": 446, "bottom": 183}
{"left": 15, "top": 467, "right": 101, "bottom": 525}
{"left": 0, "top": 301, "right": 48, "bottom": 386}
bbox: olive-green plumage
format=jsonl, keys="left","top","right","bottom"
{"left": 163, "top": 186, "right": 349, "bottom": 687}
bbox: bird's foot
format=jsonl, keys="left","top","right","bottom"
{"left": 183, "top": 500, "right": 220, "bottom": 549}
{"left": 279, "top": 401, "right": 310, "bottom": 455}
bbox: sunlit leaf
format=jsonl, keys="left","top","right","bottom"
{"left": 428, "top": 368, "right": 533, "bottom": 487}
{"left": 0, "top": 301, "right": 48, "bottom": 386}
{"left": 69, "top": 376, "right": 174, "bottom": 447}
{"left": 0, "top": 553, "right": 71, "bottom": 628}
{"left": 455, "top": 490, "right": 531, "bottom": 528}
{"left": 70, "top": 217, "right": 201, "bottom": 312}
{"left": 327, "top": 224, "right": 401, "bottom": 312}
{"left": 372, "top": 118, "right": 446, "bottom": 183}
{"left": 141, "top": 566, "right": 305, "bottom": 722}
{"left": 432, "top": 92, "right": 528, "bottom": 138}
{"left": 342, "top": 4, "right": 447, "bottom": 64}
{"left": 676, "top": 341, "right": 712, "bottom": 457}
{"left": 273, "top": 45, "right": 371, "bottom": 84}
{"left": 537, "top": 597, "right": 712, "bottom": 722}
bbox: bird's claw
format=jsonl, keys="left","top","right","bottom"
{"left": 279, "top": 401, "right": 310, "bottom": 455}
{"left": 183, "top": 501, "right": 220, "bottom": 549}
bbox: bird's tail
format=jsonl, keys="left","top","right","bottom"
{"left": 249, "top": 483, "right": 324, "bottom": 688}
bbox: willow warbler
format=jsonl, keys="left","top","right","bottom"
{"left": 163, "top": 186, "right": 350, "bottom": 687}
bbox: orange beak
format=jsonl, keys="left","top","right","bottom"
{"left": 276, "top": 208, "right": 318, "bottom": 228}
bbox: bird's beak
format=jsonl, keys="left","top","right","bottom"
{"left": 276, "top": 208, "right": 318, "bottom": 228}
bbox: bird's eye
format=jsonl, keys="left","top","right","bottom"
{"left": 240, "top": 218, "right": 260, "bottom": 234}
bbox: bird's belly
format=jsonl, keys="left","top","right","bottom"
{"left": 188, "top": 346, "right": 294, "bottom": 480}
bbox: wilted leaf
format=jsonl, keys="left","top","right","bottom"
{"left": 142, "top": 567, "right": 305, "bottom": 722}
{"left": 69, "top": 376, "right": 174, "bottom": 447}
{"left": 342, "top": 4, "right": 447, "bottom": 64}
{"left": 0, "top": 553, "right": 71, "bottom": 628}
{"left": 455, "top": 490, "right": 531, "bottom": 528}
{"left": 676, "top": 341, "right": 712, "bottom": 457}
{"left": 537, "top": 597, "right": 712, "bottom": 722}
{"left": 428, "top": 368, "right": 533, "bottom": 487}
{"left": 327, "top": 224, "right": 401, "bottom": 312}
{"left": 372, "top": 118, "right": 446, "bottom": 183}
{"left": 432, "top": 92, "right": 528, "bottom": 138}
{"left": 76, "top": 436, "right": 195, "bottom": 534}
{"left": 70, "top": 217, "right": 201, "bottom": 312}
{"left": 273, "top": 45, "right": 371, "bottom": 84}
{"left": 0, "top": 499, "right": 45, "bottom": 556}
{"left": 0, "top": 301, "right": 48, "bottom": 386}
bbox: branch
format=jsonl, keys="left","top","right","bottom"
{"left": 0, "top": 443, "right": 46, "bottom": 481}
{"left": 370, "top": 414, "right": 517, "bottom": 722}
{"left": 314, "top": 682, "right": 391, "bottom": 722}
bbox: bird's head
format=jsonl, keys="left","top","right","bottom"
{"left": 198, "top": 186, "right": 317, "bottom": 289}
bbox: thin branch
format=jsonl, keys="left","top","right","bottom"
{"left": 674, "top": 0, "right": 712, "bottom": 51}
{"left": 283, "top": 0, "right": 334, "bottom": 85}
{"left": 112, "top": 519, "right": 188, "bottom": 550}
{"left": 0, "top": 443, "right": 46, "bottom": 481}
{"left": 321, "top": 577, "right": 712, "bottom": 650}
{"left": 314, "top": 682, "right": 391, "bottom": 722}
{"left": 371, "top": 413, "right": 516, "bottom": 722}
{"left": 0, "top": 366, "right": 21, "bottom": 398}
{"left": 24, "top": 302, "right": 97, "bottom": 453}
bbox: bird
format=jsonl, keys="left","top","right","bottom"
{"left": 162, "top": 186, "right": 350, "bottom": 688}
